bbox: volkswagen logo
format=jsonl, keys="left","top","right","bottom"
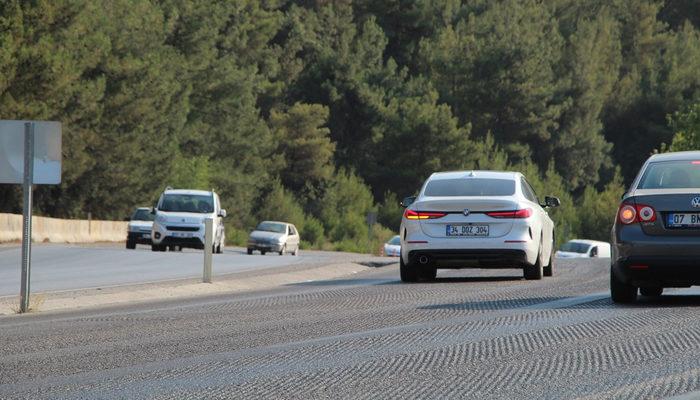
{"left": 692, "top": 197, "right": 700, "bottom": 209}
{"left": 463, "top": 209, "right": 470, "bottom": 217}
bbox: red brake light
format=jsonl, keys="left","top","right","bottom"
{"left": 486, "top": 208, "right": 532, "bottom": 219}
{"left": 617, "top": 203, "right": 656, "bottom": 224}
{"left": 692, "top": 161, "right": 700, "bottom": 165}
{"left": 404, "top": 209, "right": 447, "bottom": 220}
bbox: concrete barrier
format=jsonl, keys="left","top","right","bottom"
{"left": 0, "top": 213, "right": 127, "bottom": 243}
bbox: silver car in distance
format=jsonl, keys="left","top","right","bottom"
{"left": 247, "top": 221, "right": 300, "bottom": 256}
{"left": 399, "top": 170, "right": 560, "bottom": 282}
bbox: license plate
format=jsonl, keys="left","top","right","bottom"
{"left": 446, "top": 224, "right": 489, "bottom": 236}
{"left": 667, "top": 213, "right": 700, "bottom": 228}
{"left": 173, "top": 232, "right": 193, "bottom": 238}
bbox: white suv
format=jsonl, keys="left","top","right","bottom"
{"left": 151, "top": 188, "right": 226, "bottom": 253}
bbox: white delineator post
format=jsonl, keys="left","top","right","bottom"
{"left": 203, "top": 218, "right": 213, "bottom": 283}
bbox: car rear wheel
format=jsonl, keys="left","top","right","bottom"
{"left": 400, "top": 257, "right": 419, "bottom": 283}
{"left": 292, "top": 247, "right": 298, "bottom": 256}
{"left": 610, "top": 269, "right": 637, "bottom": 303}
{"left": 640, "top": 286, "right": 663, "bottom": 297}
{"left": 524, "top": 243, "right": 544, "bottom": 280}
{"left": 279, "top": 245, "right": 286, "bottom": 256}
{"left": 126, "top": 240, "right": 136, "bottom": 250}
{"left": 247, "top": 248, "right": 253, "bottom": 255}
{"left": 261, "top": 250, "right": 267, "bottom": 255}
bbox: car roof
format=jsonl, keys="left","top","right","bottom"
{"left": 566, "top": 239, "right": 609, "bottom": 246}
{"left": 428, "top": 170, "right": 521, "bottom": 181}
{"left": 259, "top": 220, "right": 291, "bottom": 226}
{"left": 164, "top": 189, "right": 213, "bottom": 196}
{"left": 647, "top": 151, "right": 700, "bottom": 163}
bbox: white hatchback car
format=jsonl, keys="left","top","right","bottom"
{"left": 555, "top": 239, "right": 611, "bottom": 259}
{"left": 399, "top": 170, "right": 560, "bottom": 282}
{"left": 151, "top": 188, "right": 226, "bottom": 253}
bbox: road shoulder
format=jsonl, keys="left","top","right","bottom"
{"left": 0, "top": 259, "right": 396, "bottom": 316}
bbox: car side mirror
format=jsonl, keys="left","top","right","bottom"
{"left": 400, "top": 196, "right": 417, "bottom": 208}
{"left": 150, "top": 207, "right": 156, "bottom": 215}
{"left": 219, "top": 209, "right": 227, "bottom": 218}
{"left": 544, "top": 196, "right": 560, "bottom": 208}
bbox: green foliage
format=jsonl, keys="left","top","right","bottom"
{"left": 169, "top": 156, "right": 211, "bottom": 190}
{"left": 255, "top": 180, "right": 307, "bottom": 234}
{"left": 270, "top": 102, "right": 334, "bottom": 200}
{"left": 669, "top": 103, "right": 700, "bottom": 151}
{"left": 577, "top": 173, "right": 626, "bottom": 241}
{"left": 5, "top": 0, "right": 700, "bottom": 248}
{"left": 377, "top": 192, "right": 402, "bottom": 233}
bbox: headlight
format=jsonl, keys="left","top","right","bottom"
{"left": 156, "top": 215, "right": 168, "bottom": 224}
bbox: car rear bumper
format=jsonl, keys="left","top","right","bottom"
{"left": 613, "top": 257, "right": 700, "bottom": 287}
{"left": 612, "top": 224, "right": 700, "bottom": 286}
{"left": 407, "top": 249, "right": 529, "bottom": 269}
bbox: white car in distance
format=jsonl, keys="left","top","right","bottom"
{"left": 399, "top": 170, "right": 560, "bottom": 282}
{"left": 151, "top": 188, "right": 226, "bottom": 253}
{"left": 383, "top": 235, "right": 401, "bottom": 257}
{"left": 555, "top": 239, "right": 611, "bottom": 258}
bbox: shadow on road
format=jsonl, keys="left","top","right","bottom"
{"left": 419, "top": 296, "right": 568, "bottom": 311}
{"left": 285, "top": 278, "right": 395, "bottom": 287}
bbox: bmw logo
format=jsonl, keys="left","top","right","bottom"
{"left": 692, "top": 197, "right": 700, "bottom": 209}
{"left": 463, "top": 209, "right": 470, "bottom": 217}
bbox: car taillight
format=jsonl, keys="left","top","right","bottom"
{"left": 617, "top": 203, "right": 656, "bottom": 224}
{"left": 486, "top": 208, "right": 532, "bottom": 219}
{"left": 404, "top": 209, "right": 447, "bottom": 220}
{"left": 637, "top": 204, "right": 656, "bottom": 222}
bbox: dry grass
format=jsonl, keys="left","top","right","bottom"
{"left": 8, "top": 293, "right": 46, "bottom": 314}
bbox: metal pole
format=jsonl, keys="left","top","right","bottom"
{"left": 20, "top": 122, "right": 34, "bottom": 313}
{"left": 203, "top": 218, "right": 213, "bottom": 283}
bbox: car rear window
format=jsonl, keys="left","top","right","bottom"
{"left": 638, "top": 161, "right": 700, "bottom": 189}
{"left": 424, "top": 178, "right": 515, "bottom": 197}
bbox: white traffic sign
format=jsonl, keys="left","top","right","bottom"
{"left": 0, "top": 120, "right": 61, "bottom": 184}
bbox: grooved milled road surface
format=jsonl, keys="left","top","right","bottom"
{"left": 2, "top": 258, "right": 700, "bottom": 399}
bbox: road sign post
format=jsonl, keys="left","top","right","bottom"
{"left": 19, "top": 122, "right": 34, "bottom": 313}
{"left": 203, "top": 218, "right": 213, "bottom": 283}
{"left": 0, "top": 120, "right": 61, "bottom": 313}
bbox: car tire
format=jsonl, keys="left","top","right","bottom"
{"left": 524, "top": 245, "right": 544, "bottom": 280}
{"left": 216, "top": 243, "right": 222, "bottom": 254}
{"left": 247, "top": 248, "right": 253, "bottom": 255}
{"left": 292, "top": 247, "right": 298, "bottom": 256}
{"left": 400, "top": 256, "right": 419, "bottom": 283}
{"left": 420, "top": 267, "right": 437, "bottom": 281}
{"left": 279, "top": 245, "right": 286, "bottom": 256}
{"left": 640, "top": 286, "right": 663, "bottom": 297}
{"left": 261, "top": 250, "right": 266, "bottom": 255}
{"left": 151, "top": 244, "right": 165, "bottom": 252}
{"left": 610, "top": 268, "right": 637, "bottom": 303}
{"left": 126, "top": 240, "right": 136, "bottom": 250}
{"left": 543, "top": 245, "right": 554, "bottom": 277}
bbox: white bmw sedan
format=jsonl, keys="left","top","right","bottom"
{"left": 399, "top": 170, "right": 560, "bottom": 282}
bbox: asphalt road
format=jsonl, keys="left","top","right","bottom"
{"left": 3, "top": 257, "right": 700, "bottom": 399}
{"left": 0, "top": 244, "right": 359, "bottom": 296}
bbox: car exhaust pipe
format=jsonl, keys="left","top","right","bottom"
{"left": 418, "top": 255, "right": 430, "bottom": 265}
